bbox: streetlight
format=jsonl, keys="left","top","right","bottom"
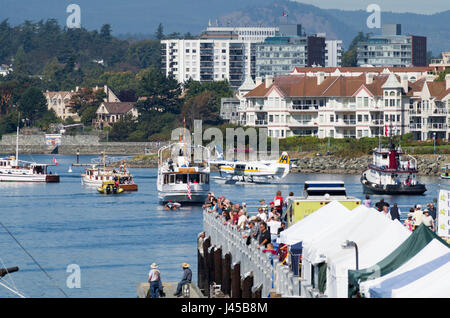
{"left": 342, "top": 240, "right": 359, "bottom": 270}
{"left": 433, "top": 132, "right": 436, "bottom": 155}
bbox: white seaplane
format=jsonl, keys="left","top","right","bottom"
{"left": 209, "top": 146, "right": 291, "bottom": 184}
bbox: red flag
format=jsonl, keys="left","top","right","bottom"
{"left": 384, "top": 124, "right": 388, "bottom": 137}
{"left": 52, "top": 157, "right": 58, "bottom": 166}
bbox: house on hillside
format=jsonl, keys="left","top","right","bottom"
{"left": 45, "top": 85, "right": 120, "bottom": 121}
{"left": 94, "top": 102, "right": 138, "bottom": 129}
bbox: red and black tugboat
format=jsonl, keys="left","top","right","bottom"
{"left": 360, "top": 139, "right": 426, "bottom": 195}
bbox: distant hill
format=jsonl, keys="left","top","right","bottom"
{"left": 1, "top": 0, "right": 448, "bottom": 54}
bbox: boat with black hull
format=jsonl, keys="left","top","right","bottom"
{"left": 361, "top": 142, "right": 426, "bottom": 195}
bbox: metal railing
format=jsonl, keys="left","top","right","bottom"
{"left": 203, "top": 210, "right": 300, "bottom": 298}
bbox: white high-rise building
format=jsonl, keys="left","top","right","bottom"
{"left": 325, "top": 40, "right": 343, "bottom": 67}
{"left": 161, "top": 26, "right": 280, "bottom": 89}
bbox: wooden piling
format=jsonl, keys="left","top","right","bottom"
{"left": 202, "top": 237, "right": 211, "bottom": 296}
{"left": 242, "top": 273, "right": 253, "bottom": 298}
{"left": 221, "top": 253, "right": 231, "bottom": 296}
{"left": 213, "top": 247, "right": 222, "bottom": 286}
{"left": 197, "top": 238, "right": 207, "bottom": 293}
{"left": 251, "top": 285, "right": 262, "bottom": 298}
{"left": 231, "top": 262, "right": 241, "bottom": 298}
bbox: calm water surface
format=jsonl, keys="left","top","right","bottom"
{"left": 0, "top": 154, "right": 448, "bottom": 298}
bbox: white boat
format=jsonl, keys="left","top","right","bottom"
{"left": 440, "top": 164, "right": 450, "bottom": 179}
{"left": 157, "top": 142, "right": 210, "bottom": 203}
{"left": 81, "top": 164, "right": 137, "bottom": 191}
{"left": 0, "top": 128, "right": 59, "bottom": 183}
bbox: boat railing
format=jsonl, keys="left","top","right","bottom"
{"left": 203, "top": 209, "right": 299, "bottom": 298}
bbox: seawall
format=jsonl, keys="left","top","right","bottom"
{"left": 0, "top": 134, "right": 165, "bottom": 155}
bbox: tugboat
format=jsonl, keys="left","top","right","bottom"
{"left": 360, "top": 139, "right": 426, "bottom": 195}
{"left": 157, "top": 142, "right": 210, "bottom": 203}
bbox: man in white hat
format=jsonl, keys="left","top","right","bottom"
{"left": 413, "top": 204, "right": 423, "bottom": 230}
{"left": 174, "top": 263, "right": 192, "bottom": 297}
{"left": 148, "top": 263, "right": 162, "bottom": 298}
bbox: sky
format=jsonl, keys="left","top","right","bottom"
{"left": 292, "top": 0, "right": 450, "bottom": 14}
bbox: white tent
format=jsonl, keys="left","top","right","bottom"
{"left": 278, "top": 201, "right": 351, "bottom": 245}
{"left": 301, "top": 205, "right": 373, "bottom": 294}
{"left": 301, "top": 205, "right": 411, "bottom": 297}
{"left": 326, "top": 218, "right": 410, "bottom": 298}
{"left": 390, "top": 257, "right": 450, "bottom": 298}
{"left": 359, "top": 239, "right": 450, "bottom": 298}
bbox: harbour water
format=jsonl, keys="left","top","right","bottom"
{"left": 0, "top": 154, "right": 448, "bottom": 298}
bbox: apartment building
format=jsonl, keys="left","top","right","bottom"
{"left": 325, "top": 40, "right": 343, "bottom": 67}
{"left": 255, "top": 25, "right": 326, "bottom": 79}
{"left": 238, "top": 72, "right": 450, "bottom": 140}
{"left": 161, "top": 26, "right": 281, "bottom": 89}
{"left": 357, "top": 24, "right": 427, "bottom": 67}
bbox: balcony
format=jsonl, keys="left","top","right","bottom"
{"left": 409, "top": 123, "right": 422, "bottom": 130}
{"left": 428, "top": 123, "right": 448, "bottom": 130}
{"left": 288, "top": 120, "right": 318, "bottom": 127}
{"left": 255, "top": 120, "right": 268, "bottom": 126}
{"left": 370, "top": 119, "right": 384, "bottom": 126}
{"left": 290, "top": 105, "right": 318, "bottom": 112}
{"left": 335, "top": 120, "right": 356, "bottom": 126}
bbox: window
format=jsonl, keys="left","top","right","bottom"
{"left": 364, "top": 97, "right": 369, "bottom": 107}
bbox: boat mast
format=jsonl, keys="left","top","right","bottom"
{"left": 15, "top": 126, "right": 19, "bottom": 165}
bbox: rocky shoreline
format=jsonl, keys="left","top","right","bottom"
{"left": 289, "top": 155, "right": 445, "bottom": 176}
{"left": 115, "top": 154, "right": 446, "bottom": 176}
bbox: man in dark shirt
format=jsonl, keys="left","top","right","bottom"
{"left": 375, "top": 199, "right": 389, "bottom": 211}
{"left": 257, "top": 222, "right": 271, "bottom": 249}
{"left": 174, "top": 263, "right": 192, "bottom": 297}
{"left": 390, "top": 203, "right": 400, "bottom": 221}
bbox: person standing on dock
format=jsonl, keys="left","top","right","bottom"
{"left": 390, "top": 203, "right": 400, "bottom": 221}
{"left": 148, "top": 263, "right": 162, "bottom": 298}
{"left": 174, "top": 263, "right": 192, "bottom": 297}
{"left": 257, "top": 222, "right": 271, "bottom": 249}
{"left": 363, "top": 195, "right": 371, "bottom": 208}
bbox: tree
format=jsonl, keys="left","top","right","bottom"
{"left": 136, "top": 67, "right": 181, "bottom": 114}
{"left": 180, "top": 90, "right": 222, "bottom": 129}
{"left": 69, "top": 86, "right": 106, "bottom": 125}
{"left": 155, "top": 23, "right": 164, "bottom": 40}
{"left": 100, "top": 24, "right": 112, "bottom": 40}
{"left": 13, "top": 45, "right": 30, "bottom": 77}
{"left": 341, "top": 32, "right": 370, "bottom": 67}
{"left": 108, "top": 114, "right": 137, "bottom": 141}
{"left": 17, "top": 87, "right": 47, "bottom": 125}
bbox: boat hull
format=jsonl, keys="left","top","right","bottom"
{"left": 0, "top": 174, "right": 59, "bottom": 183}
{"left": 360, "top": 175, "right": 426, "bottom": 195}
{"left": 82, "top": 176, "right": 137, "bottom": 191}
{"left": 158, "top": 191, "right": 208, "bottom": 203}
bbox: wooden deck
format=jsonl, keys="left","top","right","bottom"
{"left": 137, "top": 282, "right": 205, "bottom": 298}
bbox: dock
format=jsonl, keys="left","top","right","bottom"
{"left": 137, "top": 282, "right": 205, "bottom": 298}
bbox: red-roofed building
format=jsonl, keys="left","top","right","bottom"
{"left": 238, "top": 72, "right": 450, "bottom": 140}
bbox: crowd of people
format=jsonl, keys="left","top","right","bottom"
{"left": 203, "top": 191, "right": 293, "bottom": 263}
{"left": 362, "top": 195, "right": 437, "bottom": 232}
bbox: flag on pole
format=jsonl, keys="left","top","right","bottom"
{"left": 52, "top": 157, "right": 58, "bottom": 166}
{"left": 187, "top": 180, "right": 192, "bottom": 200}
{"left": 384, "top": 124, "right": 388, "bottom": 137}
